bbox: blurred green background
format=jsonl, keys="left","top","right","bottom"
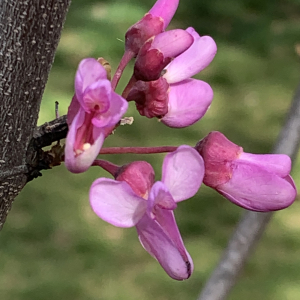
{"left": 1, "top": 0, "right": 300, "bottom": 299}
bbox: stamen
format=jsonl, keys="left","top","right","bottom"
{"left": 83, "top": 143, "right": 91, "bottom": 151}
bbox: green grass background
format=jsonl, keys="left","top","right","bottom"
{"left": 1, "top": 0, "right": 300, "bottom": 299}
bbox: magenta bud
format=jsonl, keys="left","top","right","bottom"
{"left": 125, "top": 0, "right": 179, "bottom": 56}
{"left": 125, "top": 14, "right": 164, "bottom": 57}
{"left": 116, "top": 161, "right": 155, "bottom": 198}
{"left": 127, "top": 77, "right": 169, "bottom": 118}
{"left": 195, "top": 131, "right": 297, "bottom": 212}
{"left": 134, "top": 30, "right": 193, "bottom": 81}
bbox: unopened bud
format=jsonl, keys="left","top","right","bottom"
{"left": 125, "top": 14, "right": 164, "bottom": 57}
{"left": 134, "top": 30, "right": 193, "bottom": 81}
{"left": 127, "top": 77, "right": 169, "bottom": 118}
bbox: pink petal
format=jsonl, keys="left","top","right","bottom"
{"left": 64, "top": 108, "right": 105, "bottom": 173}
{"left": 92, "top": 90, "right": 128, "bottom": 128}
{"left": 161, "top": 79, "right": 213, "bottom": 128}
{"left": 148, "top": 0, "right": 179, "bottom": 30}
{"left": 67, "top": 95, "right": 81, "bottom": 126}
{"left": 285, "top": 174, "right": 297, "bottom": 190}
{"left": 136, "top": 213, "right": 193, "bottom": 280}
{"left": 163, "top": 29, "right": 217, "bottom": 84}
{"left": 162, "top": 145, "right": 204, "bottom": 202}
{"left": 154, "top": 208, "right": 191, "bottom": 263}
{"left": 151, "top": 29, "right": 193, "bottom": 58}
{"left": 217, "top": 161, "right": 297, "bottom": 212}
{"left": 75, "top": 58, "right": 107, "bottom": 108}
{"left": 90, "top": 178, "right": 147, "bottom": 228}
{"left": 239, "top": 152, "right": 292, "bottom": 177}
{"left": 148, "top": 181, "right": 177, "bottom": 215}
{"left": 82, "top": 80, "right": 111, "bottom": 113}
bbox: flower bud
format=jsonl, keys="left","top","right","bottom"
{"left": 134, "top": 30, "right": 193, "bottom": 81}
{"left": 125, "top": 0, "right": 179, "bottom": 56}
{"left": 127, "top": 77, "right": 169, "bottom": 118}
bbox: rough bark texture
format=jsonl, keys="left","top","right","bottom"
{"left": 0, "top": 0, "right": 71, "bottom": 229}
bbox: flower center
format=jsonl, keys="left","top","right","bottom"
{"left": 73, "top": 112, "right": 95, "bottom": 156}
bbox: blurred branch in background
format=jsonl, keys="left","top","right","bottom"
{"left": 198, "top": 82, "right": 300, "bottom": 300}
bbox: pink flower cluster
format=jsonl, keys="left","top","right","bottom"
{"left": 64, "top": 0, "right": 297, "bottom": 281}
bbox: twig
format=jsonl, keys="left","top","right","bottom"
{"left": 55, "top": 101, "right": 60, "bottom": 118}
{"left": 32, "top": 115, "right": 68, "bottom": 149}
{"left": 197, "top": 82, "right": 300, "bottom": 300}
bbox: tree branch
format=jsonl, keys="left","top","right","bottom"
{"left": 0, "top": 0, "right": 71, "bottom": 230}
{"left": 197, "top": 82, "right": 300, "bottom": 300}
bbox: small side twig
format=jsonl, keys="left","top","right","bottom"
{"left": 32, "top": 115, "right": 68, "bottom": 149}
{"left": 55, "top": 101, "right": 60, "bottom": 118}
{"left": 197, "top": 82, "right": 300, "bottom": 300}
{"left": 22, "top": 115, "right": 68, "bottom": 182}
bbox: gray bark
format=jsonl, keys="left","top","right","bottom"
{"left": 198, "top": 82, "right": 300, "bottom": 300}
{"left": 0, "top": 0, "right": 71, "bottom": 229}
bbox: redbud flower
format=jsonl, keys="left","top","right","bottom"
{"left": 112, "top": 0, "right": 180, "bottom": 89}
{"left": 127, "top": 27, "right": 217, "bottom": 127}
{"left": 65, "top": 58, "right": 128, "bottom": 173}
{"left": 195, "top": 131, "right": 297, "bottom": 212}
{"left": 90, "top": 146, "right": 204, "bottom": 280}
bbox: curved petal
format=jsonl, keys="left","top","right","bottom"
{"left": 64, "top": 108, "right": 105, "bottom": 173}
{"left": 285, "top": 174, "right": 297, "bottom": 190}
{"left": 75, "top": 58, "right": 107, "bottom": 107}
{"left": 83, "top": 79, "right": 112, "bottom": 114}
{"left": 163, "top": 29, "right": 217, "bottom": 84}
{"left": 161, "top": 79, "right": 213, "bottom": 128}
{"left": 92, "top": 91, "right": 128, "bottom": 128}
{"left": 148, "top": 0, "right": 179, "bottom": 30}
{"left": 136, "top": 214, "right": 193, "bottom": 280}
{"left": 148, "top": 181, "right": 177, "bottom": 216}
{"left": 239, "top": 152, "right": 292, "bottom": 177}
{"left": 90, "top": 178, "right": 147, "bottom": 228}
{"left": 151, "top": 29, "right": 193, "bottom": 58}
{"left": 106, "top": 90, "right": 129, "bottom": 125}
{"left": 217, "top": 161, "right": 297, "bottom": 212}
{"left": 162, "top": 145, "right": 204, "bottom": 202}
{"left": 154, "top": 208, "right": 191, "bottom": 264}
{"left": 67, "top": 95, "right": 81, "bottom": 126}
